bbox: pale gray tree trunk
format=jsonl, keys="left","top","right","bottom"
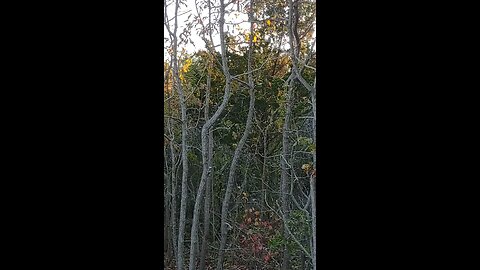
{"left": 165, "top": 60, "right": 178, "bottom": 264}
{"left": 164, "top": 64, "right": 173, "bottom": 262}
{"left": 175, "top": 68, "right": 188, "bottom": 270}
{"left": 258, "top": 115, "right": 274, "bottom": 217}
{"left": 164, "top": 171, "right": 170, "bottom": 255}
{"left": 199, "top": 71, "right": 214, "bottom": 270}
{"left": 168, "top": 118, "right": 178, "bottom": 262}
{"left": 169, "top": 142, "right": 178, "bottom": 259}
{"left": 310, "top": 77, "right": 316, "bottom": 270}
{"left": 216, "top": 2, "right": 256, "bottom": 269}
{"left": 280, "top": 0, "right": 300, "bottom": 268}
{"left": 187, "top": 0, "right": 235, "bottom": 268}
{"left": 280, "top": 78, "right": 294, "bottom": 270}
{"left": 175, "top": 56, "right": 189, "bottom": 270}
{"left": 309, "top": 174, "right": 316, "bottom": 270}
{"left": 285, "top": 0, "right": 316, "bottom": 267}
{"left": 216, "top": 63, "right": 255, "bottom": 270}
{"left": 260, "top": 129, "right": 268, "bottom": 215}
{"left": 166, "top": 0, "right": 189, "bottom": 269}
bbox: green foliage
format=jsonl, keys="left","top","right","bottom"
{"left": 298, "top": 136, "right": 314, "bottom": 152}
{"left": 268, "top": 232, "right": 285, "bottom": 251}
{"left": 163, "top": 1, "right": 317, "bottom": 268}
{"left": 187, "top": 151, "right": 198, "bottom": 162}
{"left": 285, "top": 210, "right": 312, "bottom": 254}
{"left": 288, "top": 210, "right": 311, "bottom": 237}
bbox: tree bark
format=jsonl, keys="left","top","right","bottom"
{"left": 199, "top": 70, "right": 214, "bottom": 270}
{"left": 260, "top": 130, "right": 267, "bottom": 215}
{"left": 176, "top": 66, "right": 188, "bottom": 270}
{"left": 164, "top": 171, "right": 170, "bottom": 255}
{"left": 169, "top": 137, "right": 178, "bottom": 262}
{"left": 216, "top": 2, "right": 256, "bottom": 269}
{"left": 165, "top": 59, "right": 178, "bottom": 264}
{"left": 216, "top": 70, "right": 255, "bottom": 270}
{"left": 187, "top": 0, "right": 234, "bottom": 268}
{"left": 280, "top": 78, "right": 294, "bottom": 270}
{"left": 309, "top": 173, "right": 316, "bottom": 270}
{"left": 168, "top": 1, "right": 189, "bottom": 269}
{"left": 279, "top": 0, "right": 300, "bottom": 268}
{"left": 310, "top": 77, "right": 316, "bottom": 270}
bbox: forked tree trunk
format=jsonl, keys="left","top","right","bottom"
{"left": 188, "top": 0, "right": 234, "bottom": 268}
{"left": 216, "top": 1, "right": 256, "bottom": 269}
{"left": 216, "top": 70, "right": 255, "bottom": 270}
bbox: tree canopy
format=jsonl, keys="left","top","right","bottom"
{"left": 164, "top": 0, "right": 316, "bottom": 269}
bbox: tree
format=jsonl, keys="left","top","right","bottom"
{"left": 164, "top": 1, "right": 190, "bottom": 269}
{"left": 187, "top": 0, "right": 236, "bottom": 268}
{"left": 216, "top": 0, "right": 256, "bottom": 268}
{"left": 163, "top": 0, "right": 316, "bottom": 269}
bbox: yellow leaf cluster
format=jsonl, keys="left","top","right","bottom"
{"left": 253, "top": 32, "right": 260, "bottom": 43}
{"left": 164, "top": 66, "right": 173, "bottom": 94}
{"left": 177, "top": 58, "right": 193, "bottom": 83}
{"left": 245, "top": 32, "right": 261, "bottom": 43}
{"left": 302, "top": 163, "right": 312, "bottom": 172}
{"left": 182, "top": 58, "right": 192, "bottom": 73}
{"left": 302, "top": 163, "right": 315, "bottom": 175}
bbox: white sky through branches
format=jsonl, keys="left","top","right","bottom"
{"left": 164, "top": 0, "right": 316, "bottom": 58}
{"left": 164, "top": 0, "right": 250, "bottom": 57}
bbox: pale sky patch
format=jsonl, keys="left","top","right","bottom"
{"left": 165, "top": 0, "right": 251, "bottom": 57}
{"left": 164, "top": 0, "right": 315, "bottom": 58}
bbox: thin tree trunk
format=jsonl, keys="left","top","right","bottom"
{"left": 164, "top": 134, "right": 170, "bottom": 257}
{"left": 260, "top": 130, "right": 267, "bottom": 215}
{"left": 260, "top": 116, "right": 273, "bottom": 217}
{"left": 166, "top": 59, "right": 178, "bottom": 265}
{"left": 176, "top": 84, "right": 188, "bottom": 270}
{"left": 187, "top": 0, "right": 234, "bottom": 267}
{"left": 310, "top": 77, "right": 316, "bottom": 270}
{"left": 309, "top": 173, "right": 316, "bottom": 270}
{"left": 169, "top": 0, "right": 189, "bottom": 269}
{"left": 165, "top": 170, "right": 174, "bottom": 260}
{"left": 170, "top": 137, "right": 178, "bottom": 261}
{"left": 280, "top": 0, "right": 303, "bottom": 267}
{"left": 216, "top": 73, "right": 255, "bottom": 270}
{"left": 216, "top": 2, "right": 256, "bottom": 269}
{"left": 199, "top": 71, "right": 214, "bottom": 270}
{"left": 175, "top": 66, "right": 189, "bottom": 270}
{"left": 280, "top": 78, "right": 294, "bottom": 270}
{"left": 164, "top": 171, "right": 170, "bottom": 255}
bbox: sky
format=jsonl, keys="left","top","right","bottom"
{"left": 164, "top": 0, "right": 316, "bottom": 58}
{"left": 164, "top": 0, "right": 249, "bottom": 57}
